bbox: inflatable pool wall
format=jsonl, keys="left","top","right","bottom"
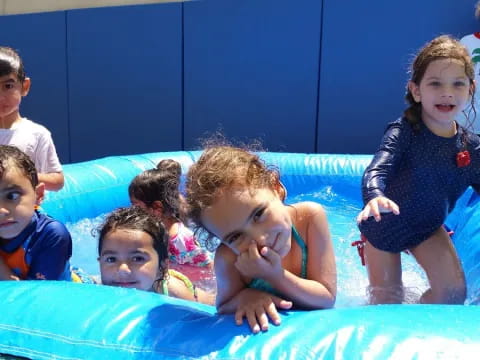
{"left": 0, "top": 151, "right": 479, "bottom": 360}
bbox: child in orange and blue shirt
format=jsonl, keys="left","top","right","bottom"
{"left": 0, "top": 145, "right": 83, "bottom": 281}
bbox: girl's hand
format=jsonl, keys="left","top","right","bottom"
{"left": 234, "top": 241, "right": 283, "bottom": 281}
{"left": 218, "top": 288, "right": 292, "bottom": 333}
{"left": 357, "top": 196, "right": 400, "bottom": 223}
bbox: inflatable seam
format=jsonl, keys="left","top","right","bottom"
{"left": 0, "top": 344, "right": 82, "bottom": 360}
{"left": 0, "top": 323, "right": 217, "bottom": 357}
{"left": 0, "top": 323, "right": 149, "bottom": 352}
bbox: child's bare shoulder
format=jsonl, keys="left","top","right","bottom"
{"left": 291, "top": 201, "right": 326, "bottom": 219}
{"left": 290, "top": 202, "right": 329, "bottom": 245}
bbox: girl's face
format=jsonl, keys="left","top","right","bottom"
{"left": 99, "top": 228, "right": 161, "bottom": 291}
{"left": 0, "top": 167, "right": 42, "bottom": 240}
{"left": 0, "top": 73, "right": 29, "bottom": 120}
{"left": 201, "top": 185, "right": 292, "bottom": 257}
{"left": 409, "top": 58, "right": 473, "bottom": 135}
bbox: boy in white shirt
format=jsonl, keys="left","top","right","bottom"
{"left": 0, "top": 47, "right": 64, "bottom": 191}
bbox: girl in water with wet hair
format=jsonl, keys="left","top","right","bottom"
{"left": 186, "top": 145, "right": 336, "bottom": 333}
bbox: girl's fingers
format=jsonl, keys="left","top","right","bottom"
{"left": 260, "top": 246, "right": 280, "bottom": 265}
{"left": 248, "top": 241, "right": 261, "bottom": 259}
{"left": 233, "top": 295, "right": 292, "bottom": 333}
{"left": 238, "top": 251, "right": 249, "bottom": 261}
{"left": 245, "top": 309, "right": 261, "bottom": 333}
{"left": 235, "top": 251, "right": 250, "bottom": 270}
{"left": 272, "top": 296, "right": 293, "bottom": 310}
{"left": 265, "top": 301, "right": 281, "bottom": 326}
{"left": 255, "top": 308, "right": 270, "bottom": 331}
{"left": 357, "top": 207, "right": 369, "bottom": 223}
{"left": 234, "top": 308, "right": 245, "bottom": 325}
{"left": 370, "top": 201, "right": 381, "bottom": 221}
{"left": 358, "top": 198, "right": 400, "bottom": 224}
{"left": 379, "top": 199, "right": 400, "bottom": 215}
{"left": 363, "top": 207, "right": 370, "bottom": 221}
{"left": 389, "top": 201, "right": 400, "bottom": 215}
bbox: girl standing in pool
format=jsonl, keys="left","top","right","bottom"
{"left": 185, "top": 145, "right": 336, "bottom": 333}
{"left": 357, "top": 35, "right": 480, "bottom": 305}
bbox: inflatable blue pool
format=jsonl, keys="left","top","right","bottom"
{"left": 1, "top": 151, "right": 479, "bottom": 360}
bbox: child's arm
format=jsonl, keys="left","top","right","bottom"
{"left": 215, "top": 245, "right": 292, "bottom": 333}
{"left": 38, "top": 172, "right": 64, "bottom": 192}
{"left": 362, "top": 121, "right": 409, "bottom": 200}
{"left": 360, "top": 120, "right": 410, "bottom": 221}
{"left": 34, "top": 128, "right": 64, "bottom": 191}
{"left": 214, "top": 245, "right": 250, "bottom": 308}
{"left": 166, "top": 275, "right": 215, "bottom": 305}
{"left": 195, "top": 287, "right": 215, "bottom": 305}
{"left": 236, "top": 203, "right": 336, "bottom": 309}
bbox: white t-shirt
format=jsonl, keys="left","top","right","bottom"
{"left": 0, "top": 118, "right": 62, "bottom": 173}
{"left": 459, "top": 33, "right": 480, "bottom": 134}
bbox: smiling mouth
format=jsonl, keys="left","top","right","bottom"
{"left": 0, "top": 221, "right": 16, "bottom": 228}
{"left": 435, "top": 104, "right": 455, "bottom": 112}
{"left": 270, "top": 233, "right": 280, "bottom": 251}
{"left": 112, "top": 281, "right": 138, "bottom": 288}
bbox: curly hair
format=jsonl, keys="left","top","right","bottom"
{"left": 128, "top": 159, "right": 184, "bottom": 221}
{"left": 404, "top": 35, "right": 476, "bottom": 132}
{"left": 0, "top": 145, "right": 38, "bottom": 188}
{"left": 97, "top": 206, "right": 169, "bottom": 281}
{"left": 185, "top": 145, "right": 284, "bottom": 250}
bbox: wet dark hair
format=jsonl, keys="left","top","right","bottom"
{"left": 185, "top": 144, "right": 284, "bottom": 249}
{"left": 128, "top": 159, "right": 184, "bottom": 221}
{"left": 0, "top": 145, "right": 38, "bottom": 188}
{"left": 0, "top": 47, "right": 26, "bottom": 82}
{"left": 404, "top": 35, "right": 476, "bottom": 132}
{"left": 97, "top": 206, "right": 169, "bottom": 280}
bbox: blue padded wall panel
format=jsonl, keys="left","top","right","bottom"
{"left": 184, "top": 0, "right": 321, "bottom": 152}
{"left": 318, "top": 0, "right": 478, "bottom": 154}
{"left": 66, "top": 3, "right": 182, "bottom": 163}
{"left": 0, "top": 12, "right": 70, "bottom": 163}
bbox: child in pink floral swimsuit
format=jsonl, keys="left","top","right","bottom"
{"left": 168, "top": 222, "right": 211, "bottom": 266}
{"left": 129, "top": 159, "right": 213, "bottom": 269}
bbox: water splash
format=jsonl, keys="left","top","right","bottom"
{"left": 66, "top": 185, "right": 476, "bottom": 306}
{"left": 66, "top": 214, "right": 106, "bottom": 277}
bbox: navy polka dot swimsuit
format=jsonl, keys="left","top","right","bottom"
{"left": 358, "top": 117, "right": 480, "bottom": 252}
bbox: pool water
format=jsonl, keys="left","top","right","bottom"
{"left": 288, "top": 186, "right": 429, "bottom": 307}
{"left": 67, "top": 185, "right": 429, "bottom": 307}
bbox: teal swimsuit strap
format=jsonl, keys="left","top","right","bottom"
{"left": 161, "top": 279, "right": 169, "bottom": 296}
{"left": 291, "top": 225, "right": 307, "bottom": 278}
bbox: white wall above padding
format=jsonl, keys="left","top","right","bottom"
{"left": 0, "top": 0, "right": 185, "bottom": 15}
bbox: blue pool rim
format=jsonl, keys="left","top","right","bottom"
{"left": 0, "top": 151, "right": 479, "bottom": 359}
